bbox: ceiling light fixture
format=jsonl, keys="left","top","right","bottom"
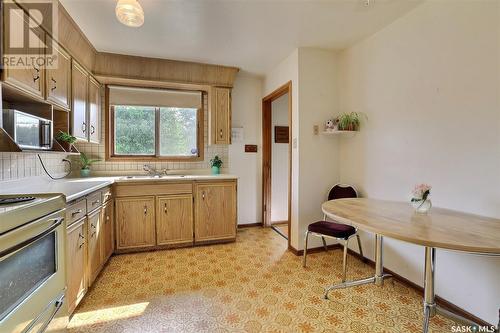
{"left": 115, "top": 0, "right": 144, "bottom": 28}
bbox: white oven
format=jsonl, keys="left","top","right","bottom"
{"left": 0, "top": 209, "right": 67, "bottom": 333}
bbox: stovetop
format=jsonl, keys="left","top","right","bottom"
{"left": 0, "top": 194, "right": 66, "bottom": 235}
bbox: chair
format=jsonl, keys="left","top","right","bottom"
{"left": 302, "top": 184, "right": 364, "bottom": 283}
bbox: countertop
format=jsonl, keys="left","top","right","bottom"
{"left": 0, "top": 174, "right": 238, "bottom": 202}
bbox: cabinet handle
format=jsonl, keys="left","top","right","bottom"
{"left": 144, "top": 205, "right": 147, "bottom": 215}
{"left": 78, "top": 233, "right": 85, "bottom": 248}
{"left": 82, "top": 122, "right": 86, "bottom": 133}
{"left": 91, "top": 231, "right": 96, "bottom": 238}
{"left": 71, "top": 209, "right": 82, "bottom": 216}
{"left": 51, "top": 77, "right": 57, "bottom": 91}
{"left": 92, "top": 199, "right": 100, "bottom": 206}
{"left": 219, "top": 129, "right": 223, "bottom": 138}
{"left": 91, "top": 125, "right": 95, "bottom": 135}
{"left": 106, "top": 215, "right": 110, "bottom": 221}
{"left": 202, "top": 192, "right": 205, "bottom": 200}
{"left": 91, "top": 223, "right": 95, "bottom": 229}
{"left": 33, "top": 74, "right": 40, "bottom": 82}
{"left": 164, "top": 203, "right": 167, "bottom": 214}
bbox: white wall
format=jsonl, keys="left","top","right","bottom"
{"left": 338, "top": 0, "right": 500, "bottom": 324}
{"left": 229, "top": 73, "right": 263, "bottom": 225}
{"left": 264, "top": 49, "right": 300, "bottom": 247}
{"left": 271, "top": 93, "right": 289, "bottom": 222}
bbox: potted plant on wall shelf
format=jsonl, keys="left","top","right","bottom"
{"left": 80, "top": 153, "right": 100, "bottom": 178}
{"left": 210, "top": 155, "right": 223, "bottom": 175}
{"left": 56, "top": 131, "right": 77, "bottom": 152}
{"left": 337, "top": 112, "right": 366, "bottom": 131}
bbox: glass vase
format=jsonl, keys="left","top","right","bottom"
{"left": 412, "top": 199, "right": 432, "bottom": 214}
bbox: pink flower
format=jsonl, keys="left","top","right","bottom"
{"left": 411, "top": 184, "right": 432, "bottom": 201}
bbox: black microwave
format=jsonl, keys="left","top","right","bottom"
{"left": 1, "top": 109, "right": 53, "bottom": 150}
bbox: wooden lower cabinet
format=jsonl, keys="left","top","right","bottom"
{"left": 156, "top": 195, "right": 193, "bottom": 246}
{"left": 66, "top": 218, "right": 87, "bottom": 315}
{"left": 101, "top": 201, "right": 114, "bottom": 261}
{"left": 87, "top": 209, "right": 102, "bottom": 285}
{"left": 194, "top": 181, "right": 237, "bottom": 242}
{"left": 116, "top": 196, "right": 156, "bottom": 250}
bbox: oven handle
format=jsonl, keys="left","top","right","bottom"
{"left": 0, "top": 217, "right": 63, "bottom": 258}
{"left": 37, "top": 294, "right": 65, "bottom": 333}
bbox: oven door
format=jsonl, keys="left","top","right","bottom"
{"left": 0, "top": 210, "right": 67, "bottom": 333}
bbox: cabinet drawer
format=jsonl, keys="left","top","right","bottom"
{"left": 102, "top": 187, "right": 113, "bottom": 203}
{"left": 86, "top": 192, "right": 102, "bottom": 213}
{"left": 115, "top": 183, "right": 192, "bottom": 197}
{"left": 66, "top": 199, "right": 86, "bottom": 226}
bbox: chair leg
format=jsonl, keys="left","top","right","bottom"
{"left": 303, "top": 231, "right": 309, "bottom": 267}
{"left": 321, "top": 236, "right": 327, "bottom": 251}
{"left": 356, "top": 234, "right": 365, "bottom": 260}
{"left": 342, "top": 238, "right": 349, "bottom": 283}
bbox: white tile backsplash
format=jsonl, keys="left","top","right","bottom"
{"left": 0, "top": 152, "right": 70, "bottom": 182}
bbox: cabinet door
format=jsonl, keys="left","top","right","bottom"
{"left": 194, "top": 181, "right": 237, "bottom": 242}
{"left": 156, "top": 195, "right": 193, "bottom": 246}
{"left": 210, "top": 87, "right": 231, "bottom": 145}
{"left": 46, "top": 39, "right": 71, "bottom": 110}
{"left": 101, "top": 200, "right": 114, "bottom": 261}
{"left": 87, "top": 209, "right": 102, "bottom": 285}
{"left": 71, "top": 61, "right": 88, "bottom": 141}
{"left": 88, "top": 76, "right": 100, "bottom": 143}
{"left": 2, "top": 4, "right": 45, "bottom": 100}
{"left": 66, "top": 219, "right": 87, "bottom": 314}
{"left": 115, "top": 197, "right": 156, "bottom": 249}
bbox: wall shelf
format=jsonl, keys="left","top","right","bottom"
{"left": 321, "top": 130, "right": 358, "bottom": 137}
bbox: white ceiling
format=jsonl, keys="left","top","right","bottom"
{"left": 60, "top": 0, "right": 422, "bottom": 76}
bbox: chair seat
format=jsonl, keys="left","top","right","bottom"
{"left": 308, "top": 221, "right": 356, "bottom": 239}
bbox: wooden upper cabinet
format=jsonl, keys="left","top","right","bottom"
{"left": 2, "top": 4, "right": 45, "bottom": 100}
{"left": 209, "top": 87, "right": 232, "bottom": 145}
{"left": 194, "top": 181, "right": 237, "bottom": 242}
{"left": 156, "top": 195, "right": 193, "bottom": 246}
{"left": 115, "top": 197, "right": 156, "bottom": 250}
{"left": 72, "top": 61, "right": 88, "bottom": 141}
{"left": 88, "top": 76, "right": 101, "bottom": 143}
{"left": 66, "top": 218, "right": 87, "bottom": 315}
{"left": 46, "top": 39, "right": 71, "bottom": 111}
{"left": 101, "top": 200, "right": 114, "bottom": 262}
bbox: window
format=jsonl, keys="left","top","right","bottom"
{"left": 107, "top": 86, "right": 203, "bottom": 161}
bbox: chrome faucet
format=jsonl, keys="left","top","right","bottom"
{"left": 143, "top": 164, "right": 169, "bottom": 177}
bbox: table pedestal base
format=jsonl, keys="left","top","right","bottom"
{"left": 324, "top": 234, "right": 392, "bottom": 299}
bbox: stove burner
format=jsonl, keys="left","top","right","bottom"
{"left": 0, "top": 196, "right": 36, "bottom": 205}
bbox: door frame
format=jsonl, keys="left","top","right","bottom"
{"left": 262, "top": 81, "right": 292, "bottom": 247}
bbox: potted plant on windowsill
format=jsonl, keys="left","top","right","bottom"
{"left": 56, "top": 131, "right": 77, "bottom": 152}
{"left": 337, "top": 112, "right": 366, "bottom": 131}
{"left": 210, "top": 155, "right": 223, "bottom": 175}
{"left": 80, "top": 153, "right": 100, "bottom": 178}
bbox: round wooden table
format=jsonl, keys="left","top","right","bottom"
{"left": 321, "top": 198, "right": 500, "bottom": 333}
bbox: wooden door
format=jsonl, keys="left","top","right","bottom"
{"left": 194, "top": 181, "right": 237, "bottom": 242}
{"left": 2, "top": 3, "right": 45, "bottom": 100}
{"left": 101, "top": 200, "right": 114, "bottom": 261}
{"left": 211, "top": 87, "right": 231, "bottom": 144}
{"left": 88, "top": 76, "right": 100, "bottom": 143}
{"left": 115, "top": 197, "right": 156, "bottom": 249}
{"left": 46, "top": 39, "right": 71, "bottom": 110}
{"left": 87, "top": 209, "right": 102, "bottom": 285}
{"left": 71, "top": 61, "right": 88, "bottom": 141}
{"left": 66, "top": 218, "right": 87, "bottom": 314}
{"left": 156, "top": 195, "right": 193, "bottom": 246}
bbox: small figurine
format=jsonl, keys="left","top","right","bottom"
{"left": 325, "top": 119, "right": 337, "bottom": 132}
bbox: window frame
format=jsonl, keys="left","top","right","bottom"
{"left": 105, "top": 88, "right": 204, "bottom": 162}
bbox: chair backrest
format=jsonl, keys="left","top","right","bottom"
{"left": 328, "top": 184, "right": 358, "bottom": 201}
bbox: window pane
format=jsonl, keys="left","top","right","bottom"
{"left": 159, "top": 107, "right": 198, "bottom": 156}
{"left": 114, "top": 106, "right": 155, "bottom": 155}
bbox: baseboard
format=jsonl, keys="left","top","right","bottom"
{"left": 238, "top": 222, "right": 263, "bottom": 228}
{"left": 290, "top": 244, "right": 493, "bottom": 327}
{"left": 271, "top": 220, "right": 288, "bottom": 225}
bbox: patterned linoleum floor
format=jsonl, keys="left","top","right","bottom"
{"left": 68, "top": 227, "right": 454, "bottom": 333}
